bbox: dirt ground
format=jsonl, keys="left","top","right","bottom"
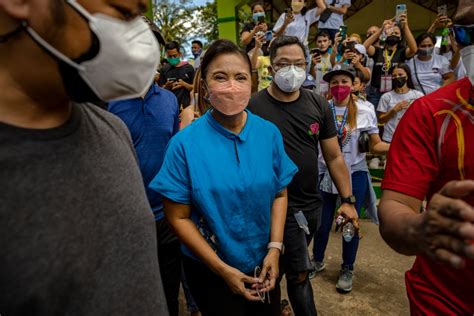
{"left": 178, "top": 219, "right": 415, "bottom": 316}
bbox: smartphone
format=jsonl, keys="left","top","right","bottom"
{"left": 396, "top": 4, "right": 407, "bottom": 22}
{"left": 339, "top": 25, "right": 348, "bottom": 39}
{"left": 265, "top": 31, "right": 273, "bottom": 42}
{"left": 346, "top": 41, "right": 356, "bottom": 50}
{"left": 310, "top": 48, "right": 321, "bottom": 56}
{"left": 257, "top": 15, "right": 265, "bottom": 24}
{"left": 284, "top": 7, "right": 293, "bottom": 14}
{"left": 167, "top": 77, "right": 177, "bottom": 82}
{"left": 437, "top": 4, "right": 448, "bottom": 16}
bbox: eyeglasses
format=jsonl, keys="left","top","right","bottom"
{"left": 273, "top": 61, "right": 307, "bottom": 70}
{"left": 254, "top": 266, "right": 271, "bottom": 304}
{"left": 450, "top": 24, "right": 474, "bottom": 47}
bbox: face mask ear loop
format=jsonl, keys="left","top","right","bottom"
{"left": 22, "top": 21, "right": 85, "bottom": 71}
{"left": 66, "top": 0, "right": 94, "bottom": 21}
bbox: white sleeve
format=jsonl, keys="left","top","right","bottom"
{"left": 377, "top": 93, "right": 390, "bottom": 113}
{"left": 273, "top": 13, "right": 285, "bottom": 33}
{"left": 367, "top": 108, "right": 379, "bottom": 134}
{"left": 439, "top": 55, "right": 453, "bottom": 76}
{"left": 342, "top": 0, "right": 352, "bottom": 7}
{"left": 307, "top": 8, "right": 319, "bottom": 25}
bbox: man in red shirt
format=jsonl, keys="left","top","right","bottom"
{"left": 379, "top": 1, "right": 474, "bottom": 314}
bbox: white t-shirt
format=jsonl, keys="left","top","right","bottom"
{"left": 407, "top": 54, "right": 452, "bottom": 95}
{"left": 377, "top": 89, "right": 424, "bottom": 143}
{"left": 436, "top": 49, "right": 467, "bottom": 80}
{"left": 319, "top": 100, "right": 378, "bottom": 171}
{"left": 274, "top": 8, "right": 319, "bottom": 46}
{"left": 318, "top": 0, "right": 351, "bottom": 30}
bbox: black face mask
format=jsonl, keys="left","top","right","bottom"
{"left": 386, "top": 35, "right": 400, "bottom": 46}
{"left": 392, "top": 76, "right": 407, "bottom": 89}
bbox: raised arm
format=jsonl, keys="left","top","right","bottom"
{"left": 398, "top": 13, "right": 417, "bottom": 58}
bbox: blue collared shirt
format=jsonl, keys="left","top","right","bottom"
{"left": 109, "top": 84, "right": 179, "bottom": 220}
{"left": 149, "top": 110, "right": 297, "bottom": 272}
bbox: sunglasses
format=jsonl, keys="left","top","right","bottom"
{"left": 450, "top": 24, "right": 474, "bottom": 47}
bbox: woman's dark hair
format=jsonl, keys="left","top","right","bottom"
{"left": 354, "top": 69, "right": 368, "bottom": 83}
{"left": 251, "top": 1, "right": 265, "bottom": 12}
{"left": 416, "top": 32, "right": 437, "bottom": 46}
{"left": 200, "top": 39, "right": 252, "bottom": 81}
{"left": 391, "top": 63, "right": 415, "bottom": 89}
{"left": 269, "top": 35, "right": 307, "bottom": 63}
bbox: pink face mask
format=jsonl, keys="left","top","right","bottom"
{"left": 330, "top": 85, "right": 352, "bottom": 102}
{"left": 207, "top": 80, "right": 251, "bottom": 116}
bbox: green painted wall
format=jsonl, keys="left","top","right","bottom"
{"left": 146, "top": 0, "right": 153, "bottom": 20}
{"left": 217, "top": 0, "right": 241, "bottom": 42}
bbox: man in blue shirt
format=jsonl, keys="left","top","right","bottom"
{"left": 108, "top": 83, "right": 180, "bottom": 316}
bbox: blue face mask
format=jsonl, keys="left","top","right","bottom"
{"left": 252, "top": 12, "right": 265, "bottom": 23}
{"left": 192, "top": 49, "right": 202, "bottom": 59}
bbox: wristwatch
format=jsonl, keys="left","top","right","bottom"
{"left": 341, "top": 195, "right": 356, "bottom": 205}
{"left": 267, "top": 242, "right": 285, "bottom": 254}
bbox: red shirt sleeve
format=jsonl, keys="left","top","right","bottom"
{"left": 382, "top": 97, "right": 440, "bottom": 200}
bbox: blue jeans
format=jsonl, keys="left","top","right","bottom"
{"left": 312, "top": 171, "right": 368, "bottom": 271}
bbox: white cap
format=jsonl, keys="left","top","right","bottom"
{"left": 355, "top": 44, "right": 367, "bottom": 55}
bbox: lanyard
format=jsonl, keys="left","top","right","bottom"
{"left": 383, "top": 48, "right": 397, "bottom": 74}
{"left": 321, "top": 56, "right": 331, "bottom": 74}
{"left": 329, "top": 100, "right": 348, "bottom": 146}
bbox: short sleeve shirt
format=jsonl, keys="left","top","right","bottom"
{"left": 407, "top": 54, "right": 452, "bottom": 95}
{"left": 248, "top": 88, "right": 337, "bottom": 213}
{"left": 377, "top": 89, "right": 424, "bottom": 142}
{"left": 273, "top": 8, "right": 319, "bottom": 45}
{"left": 159, "top": 62, "right": 195, "bottom": 107}
{"left": 319, "top": 100, "right": 378, "bottom": 173}
{"left": 318, "top": 0, "right": 351, "bottom": 30}
{"left": 149, "top": 110, "right": 298, "bottom": 273}
{"left": 382, "top": 77, "right": 474, "bottom": 314}
{"left": 108, "top": 84, "right": 180, "bottom": 220}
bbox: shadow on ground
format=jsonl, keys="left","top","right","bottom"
{"left": 178, "top": 219, "right": 415, "bottom": 316}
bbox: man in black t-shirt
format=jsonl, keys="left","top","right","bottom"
{"left": 248, "top": 36, "right": 357, "bottom": 316}
{"left": 159, "top": 41, "right": 195, "bottom": 108}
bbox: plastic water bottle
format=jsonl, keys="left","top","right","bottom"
{"left": 342, "top": 222, "right": 355, "bottom": 242}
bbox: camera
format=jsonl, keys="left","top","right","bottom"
{"left": 346, "top": 41, "right": 356, "bottom": 50}
{"left": 310, "top": 48, "right": 321, "bottom": 56}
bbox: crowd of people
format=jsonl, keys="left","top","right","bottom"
{"left": 1, "top": 0, "right": 473, "bottom": 316}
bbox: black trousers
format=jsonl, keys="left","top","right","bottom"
{"left": 156, "top": 218, "right": 182, "bottom": 316}
{"left": 183, "top": 256, "right": 280, "bottom": 316}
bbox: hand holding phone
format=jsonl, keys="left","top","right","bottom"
{"left": 437, "top": 4, "right": 448, "bottom": 17}
{"left": 395, "top": 4, "right": 407, "bottom": 23}
{"left": 339, "top": 25, "right": 348, "bottom": 39}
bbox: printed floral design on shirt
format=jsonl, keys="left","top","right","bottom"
{"left": 308, "top": 122, "right": 320, "bottom": 136}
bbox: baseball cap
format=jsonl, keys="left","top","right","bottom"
{"left": 323, "top": 64, "right": 356, "bottom": 82}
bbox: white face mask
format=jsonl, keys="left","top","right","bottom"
{"left": 273, "top": 65, "right": 306, "bottom": 93}
{"left": 24, "top": 0, "right": 159, "bottom": 102}
{"left": 461, "top": 46, "right": 474, "bottom": 85}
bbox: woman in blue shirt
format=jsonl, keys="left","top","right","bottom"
{"left": 150, "top": 39, "right": 298, "bottom": 315}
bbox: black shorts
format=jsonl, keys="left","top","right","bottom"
{"left": 282, "top": 209, "right": 321, "bottom": 282}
